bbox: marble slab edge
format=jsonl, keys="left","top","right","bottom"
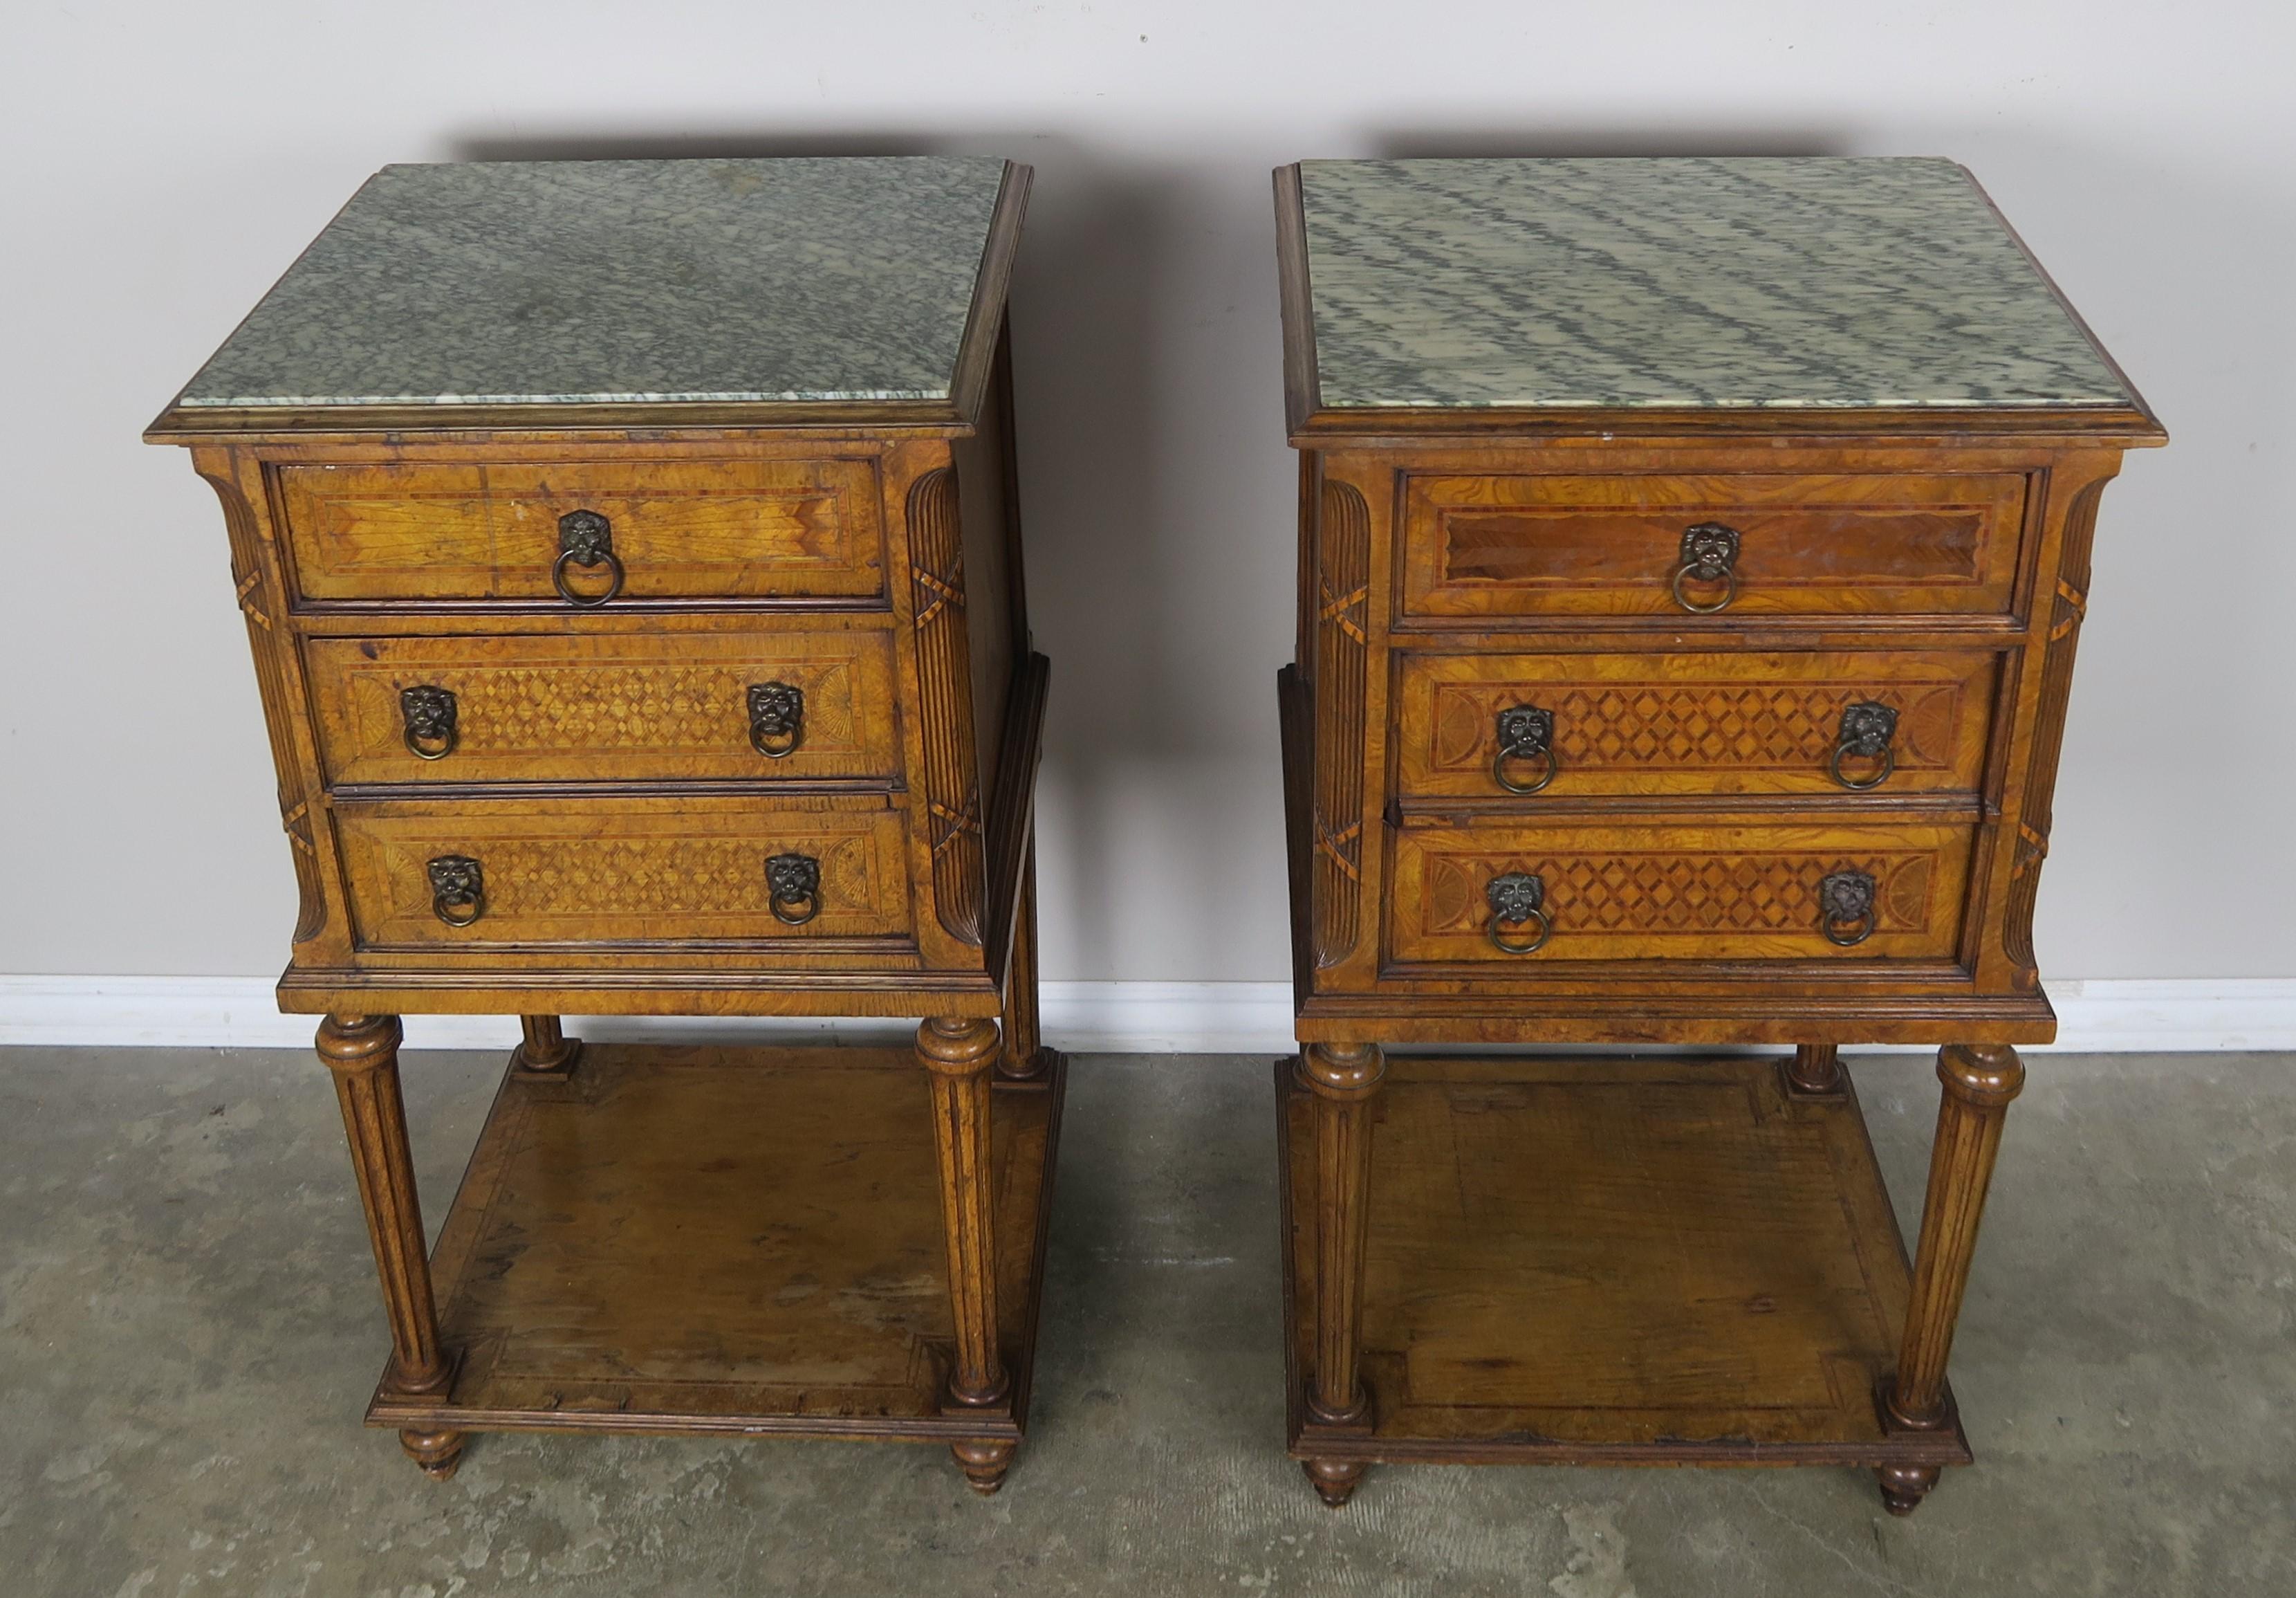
{"left": 145, "top": 163, "right": 1033, "bottom": 446}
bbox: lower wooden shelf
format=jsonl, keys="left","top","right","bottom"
{"left": 1279, "top": 1053, "right": 1971, "bottom": 1469}
{"left": 369, "top": 1042, "right": 1065, "bottom": 1446}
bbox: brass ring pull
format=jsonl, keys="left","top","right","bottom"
{"left": 1492, "top": 705, "right": 1558, "bottom": 795}
{"left": 1829, "top": 701, "right": 1899, "bottom": 791}
{"left": 767, "top": 852, "right": 821, "bottom": 926}
{"left": 426, "top": 855, "right": 485, "bottom": 928}
{"left": 1670, "top": 521, "right": 1741, "bottom": 614}
{"left": 1485, "top": 871, "right": 1551, "bottom": 955}
{"left": 400, "top": 685, "right": 458, "bottom": 761}
{"left": 552, "top": 509, "right": 624, "bottom": 607}
{"left": 747, "top": 681, "right": 806, "bottom": 759}
{"left": 1819, "top": 868, "right": 1877, "bottom": 947}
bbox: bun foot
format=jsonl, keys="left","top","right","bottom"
{"left": 952, "top": 1439, "right": 1015, "bottom": 1495}
{"left": 1878, "top": 1464, "right": 1940, "bottom": 1516}
{"left": 1304, "top": 1458, "right": 1367, "bottom": 1507}
{"left": 399, "top": 1427, "right": 464, "bottom": 1481}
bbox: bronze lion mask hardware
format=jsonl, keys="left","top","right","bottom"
{"left": 552, "top": 509, "right": 625, "bottom": 607}
{"left": 399, "top": 685, "right": 459, "bottom": 761}
{"left": 1485, "top": 870, "right": 1551, "bottom": 955}
{"left": 747, "top": 682, "right": 806, "bottom": 758}
{"left": 766, "top": 852, "right": 822, "bottom": 925}
{"left": 425, "top": 854, "right": 485, "bottom": 928}
{"left": 1818, "top": 868, "right": 1878, "bottom": 946}
{"left": 1492, "top": 705, "right": 1558, "bottom": 794}
{"left": 1830, "top": 701, "right": 1900, "bottom": 790}
{"left": 1671, "top": 521, "right": 1741, "bottom": 613}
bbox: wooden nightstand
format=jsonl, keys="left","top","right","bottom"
{"left": 1270, "top": 157, "right": 2165, "bottom": 1512}
{"left": 148, "top": 158, "right": 1057, "bottom": 1493}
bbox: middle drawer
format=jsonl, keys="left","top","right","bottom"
{"left": 1394, "top": 648, "right": 2000, "bottom": 800}
{"left": 305, "top": 627, "right": 902, "bottom": 787}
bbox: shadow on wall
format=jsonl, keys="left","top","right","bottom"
{"left": 447, "top": 127, "right": 1251, "bottom": 977}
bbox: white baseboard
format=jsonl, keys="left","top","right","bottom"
{"left": 3, "top": 975, "right": 2294, "bottom": 1054}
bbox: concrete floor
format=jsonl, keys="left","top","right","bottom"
{"left": 0, "top": 1046, "right": 2290, "bottom": 1597}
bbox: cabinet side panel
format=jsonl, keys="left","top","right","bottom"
{"left": 952, "top": 332, "right": 1018, "bottom": 808}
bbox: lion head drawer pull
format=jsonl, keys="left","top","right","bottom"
{"left": 747, "top": 682, "right": 806, "bottom": 758}
{"left": 766, "top": 852, "right": 822, "bottom": 925}
{"left": 426, "top": 854, "right": 485, "bottom": 928}
{"left": 552, "top": 509, "right": 626, "bottom": 607}
{"left": 1819, "top": 868, "right": 1878, "bottom": 946}
{"left": 399, "top": 686, "right": 459, "bottom": 760}
{"left": 1670, "top": 522, "right": 1741, "bottom": 613}
{"left": 1829, "top": 701, "right": 1900, "bottom": 790}
{"left": 1492, "top": 705, "right": 1559, "bottom": 794}
{"left": 1485, "top": 871, "right": 1551, "bottom": 955}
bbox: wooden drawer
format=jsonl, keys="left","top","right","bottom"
{"left": 305, "top": 627, "right": 902, "bottom": 787}
{"left": 1394, "top": 649, "right": 1999, "bottom": 800}
{"left": 1399, "top": 472, "right": 2028, "bottom": 620}
{"left": 277, "top": 457, "right": 886, "bottom": 603}
{"left": 335, "top": 796, "right": 913, "bottom": 950}
{"left": 1385, "top": 820, "right": 1974, "bottom": 966}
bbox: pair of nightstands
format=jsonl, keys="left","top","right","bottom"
{"left": 151, "top": 154, "right": 2159, "bottom": 1514}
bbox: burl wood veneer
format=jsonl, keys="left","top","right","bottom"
{"left": 149, "top": 157, "right": 1059, "bottom": 1492}
{"left": 1272, "top": 157, "right": 2165, "bottom": 1513}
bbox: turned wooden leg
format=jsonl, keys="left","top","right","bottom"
{"left": 1788, "top": 1043, "right": 1843, "bottom": 1094}
{"left": 316, "top": 1014, "right": 462, "bottom": 1481}
{"left": 1297, "top": 1040, "right": 1383, "bottom": 1505}
{"left": 510, "top": 1013, "right": 581, "bottom": 1078}
{"left": 952, "top": 1438, "right": 1016, "bottom": 1496}
{"left": 1304, "top": 1458, "right": 1367, "bottom": 1507}
{"left": 998, "top": 846, "right": 1048, "bottom": 1082}
{"left": 1879, "top": 1042, "right": 2026, "bottom": 1515}
{"left": 919, "top": 1015, "right": 1014, "bottom": 1489}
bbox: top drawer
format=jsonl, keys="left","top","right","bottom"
{"left": 1399, "top": 472, "right": 2030, "bottom": 621}
{"left": 277, "top": 458, "right": 887, "bottom": 604}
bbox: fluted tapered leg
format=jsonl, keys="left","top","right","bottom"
{"left": 1297, "top": 1040, "right": 1384, "bottom": 1505}
{"left": 918, "top": 1015, "right": 1013, "bottom": 1492}
{"left": 1880, "top": 1042, "right": 2026, "bottom": 1514}
{"left": 316, "top": 1013, "right": 461, "bottom": 1480}
{"left": 510, "top": 1013, "right": 581, "bottom": 1078}
{"left": 1788, "top": 1043, "right": 1843, "bottom": 1094}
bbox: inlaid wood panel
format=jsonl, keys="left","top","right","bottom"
{"left": 1279, "top": 1055, "right": 1967, "bottom": 1462}
{"left": 375, "top": 1045, "right": 1058, "bottom": 1434}
{"left": 1313, "top": 479, "right": 1373, "bottom": 966}
{"left": 335, "top": 796, "right": 912, "bottom": 949}
{"left": 304, "top": 627, "right": 901, "bottom": 787}
{"left": 277, "top": 457, "right": 887, "bottom": 603}
{"left": 1399, "top": 472, "right": 2028, "bottom": 619}
{"left": 1394, "top": 649, "right": 1999, "bottom": 798}
{"left": 1386, "top": 820, "right": 1974, "bottom": 964}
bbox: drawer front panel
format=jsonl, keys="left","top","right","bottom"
{"left": 337, "top": 798, "right": 912, "bottom": 949}
{"left": 1400, "top": 472, "right": 2028, "bottom": 619}
{"left": 1395, "top": 650, "right": 1999, "bottom": 799}
{"left": 278, "top": 458, "right": 887, "bottom": 602}
{"left": 306, "top": 628, "right": 902, "bottom": 787}
{"left": 1387, "top": 822, "right": 1973, "bottom": 966}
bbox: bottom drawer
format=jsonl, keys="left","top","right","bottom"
{"left": 1386, "top": 821, "right": 1974, "bottom": 966}
{"left": 336, "top": 796, "right": 913, "bottom": 950}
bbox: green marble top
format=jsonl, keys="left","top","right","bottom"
{"left": 173, "top": 157, "right": 1012, "bottom": 410}
{"left": 1297, "top": 158, "right": 2139, "bottom": 412}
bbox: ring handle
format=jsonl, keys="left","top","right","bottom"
{"left": 400, "top": 685, "right": 459, "bottom": 761}
{"left": 426, "top": 854, "right": 485, "bottom": 928}
{"left": 747, "top": 682, "right": 806, "bottom": 759}
{"left": 767, "top": 851, "right": 822, "bottom": 926}
{"left": 552, "top": 509, "right": 624, "bottom": 607}
{"left": 1829, "top": 701, "right": 1899, "bottom": 791}
{"left": 1819, "top": 868, "right": 1878, "bottom": 947}
{"left": 1670, "top": 521, "right": 1741, "bottom": 614}
{"left": 1485, "top": 871, "right": 1551, "bottom": 955}
{"left": 1492, "top": 705, "right": 1559, "bottom": 795}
